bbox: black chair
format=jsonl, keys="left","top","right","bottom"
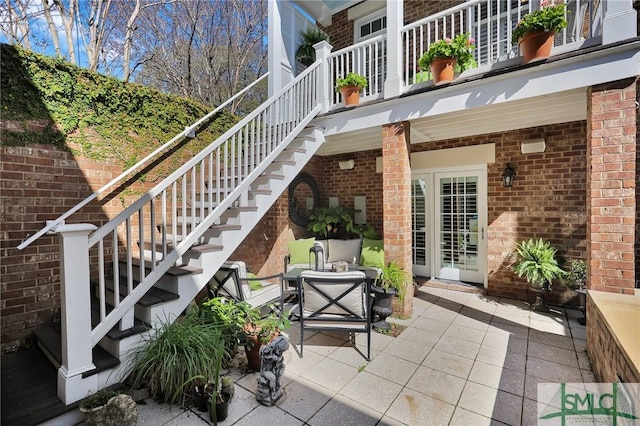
{"left": 297, "top": 270, "right": 372, "bottom": 361}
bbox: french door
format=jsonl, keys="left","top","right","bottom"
{"left": 412, "top": 167, "right": 487, "bottom": 285}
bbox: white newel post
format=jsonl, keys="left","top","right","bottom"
{"left": 384, "top": 0, "right": 404, "bottom": 98}
{"left": 602, "top": 0, "right": 637, "bottom": 44}
{"left": 56, "top": 223, "right": 98, "bottom": 404}
{"left": 314, "top": 40, "right": 333, "bottom": 113}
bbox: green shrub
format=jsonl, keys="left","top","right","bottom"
{"left": 512, "top": 238, "right": 566, "bottom": 290}
{"left": 126, "top": 312, "right": 228, "bottom": 405}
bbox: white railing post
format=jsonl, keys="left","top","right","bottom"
{"left": 56, "top": 223, "right": 98, "bottom": 404}
{"left": 314, "top": 40, "right": 333, "bottom": 113}
{"left": 384, "top": 0, "right": 404, "bottom": 98}
{"left": 602, "top": 0, "right": 636, "bottom": 44}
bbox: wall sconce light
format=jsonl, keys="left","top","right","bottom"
{"left": 339, "top": 159, "right": 355, "bottom": 170}
{"left": 502, "top": 164, "right": 515, "bottom": 188}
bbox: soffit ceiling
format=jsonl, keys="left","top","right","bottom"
{"left": 294, "top": 0, "right": 362, "bottom": 25}
{"left": 317, "top": 88, "right": 587, "bottom": 156}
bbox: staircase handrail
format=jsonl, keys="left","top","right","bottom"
{"left": 89, "top": 62, "right": 319, "bottom": 246}
{"left": 16, "top": 72, "right": 269, "bottom": 251}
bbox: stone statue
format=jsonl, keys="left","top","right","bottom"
{"left": 256, "top": 336, "right": 289, "bottom": 406}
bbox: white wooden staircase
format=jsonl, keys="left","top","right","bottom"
{"left": 21, "top": 62, "right": 327, "bottom": 405}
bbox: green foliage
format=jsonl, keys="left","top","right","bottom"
{"left": 566, "top": 259, "right": 587, "bottom": 289}
{"left": 0, "top": 44, "right": 238, "bottom": 173}
{"left": 126, "top": 312, "right": 228, "bottom": 405}
{"left": 418, "top": 33, "right": 476, "bottom": 73}
{"left": 335, "top": 73, "right": 368, "bottom": 93}
{"left": 374, "top": 260, "right": 411, "bottom": 303}
{"left": 512, "top": 238, "right": 566, "bottom": 290}
{"left": 512, "top": 2, "right": 568, "bottom": 43}
{"left": 307, "top": 205, "right": 354, "bottom": 238}
{"left": 200, "top": 297, "right": 257, "bottom": 362}
{"left": 296, "top": 28, "right": 329, "bottom": 66}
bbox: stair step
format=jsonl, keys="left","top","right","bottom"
{"left": 98, "top": 277, "right": 180, "bottom": 307}
{"left": 90, "top": 304, "right": 149, "bottom": 340}
{"left": 141, "top": 241, "right": 221, "bottom": 256}
{"left": 189, "top": 244, "right": 223, "bottom": 253}
{"left": 274, "top": 159, "right": 296, "bottom": 166}
{"left": 250, "top": 189, "right": 272, "bottom": 196}
{"left": 287, "top": 147, "right": 307, "bottom": 153}
{"left": 228, "top": 206, "right": 258, "bottom": 213}
{"left": 119, "top": 256, "right": 203, "bottom": 277}
{"left": 34, "top": 324, "right": 119, "bottom": 378}
{"left": 210, "top": 224, "right": 243, "bottom": 231}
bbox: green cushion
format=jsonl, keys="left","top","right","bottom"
{"left": 246, "top": 272, "right": 262, "bottom": 291}
{"left": 287, "top": 237, "right": 315, "bottom": 265}
{"left": 360, "top": 238, "right": 384, "bottom": 267}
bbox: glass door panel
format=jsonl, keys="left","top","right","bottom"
{"left": 435, "top": 172, "right": 484, "bottom": 283}
{"left": 411, "top": 178, "right": 430, "bottom": 277}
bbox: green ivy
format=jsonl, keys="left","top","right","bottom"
{"left": 0, "top": 44, "right": 238, "bottom": 169}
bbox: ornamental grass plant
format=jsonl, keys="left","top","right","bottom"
{"left": 126, "top": 312, "right": 229, "bottom": 405}
{"left": 511, "top": 0, "right": 568, "bottom": 43}
{"left": 418, "top": 33, "right": 476, "bottom": 73}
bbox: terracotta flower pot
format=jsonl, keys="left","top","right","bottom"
{"left": 339, "top": 85, "right": 361, "bottom": 106}
{"left": 429, "top": 57, "right": 457, "bottom": 85}
{"left": 519, "top": 30, "right": 555, "bottom": 63}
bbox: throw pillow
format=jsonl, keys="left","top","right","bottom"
{"left": 360, "top": 238, "right": 384, "bottom": 267}
{"left": 287, "top": 237, "right": 316, "bottom": 264}
{"left": 246, "top": 272, "right": 262, "bottom": 291}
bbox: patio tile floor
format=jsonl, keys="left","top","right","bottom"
{"left": 123, "top": 287, "right": 593, "bottom": 425}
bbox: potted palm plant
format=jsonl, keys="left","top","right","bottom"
{"left": 512, "top": 238, "right": 566, "bottom": 311}
{"left": 418, "top": 33, "right": 476, "bottom": 85}
{"left": 335, "top": 73, "right": 368, "bottom": 106}
{"left": 296, "top": 27, "right": 328, "bottom": 67}
{"left": 371, "top": 260, "right": 411, "bottom": 330}
{"left": 511, "top": 0, "right": 567, "bottom": 63}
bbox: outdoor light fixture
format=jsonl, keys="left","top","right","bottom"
{"left": 502, "top": 164, "right": 515, "bottom": 188}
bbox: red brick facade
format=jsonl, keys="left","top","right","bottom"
{"left": 382, "top": 122, "right": 413, "bottom": 317}
{"left": 587, "top": 78, "right": 637, "bottom": 294}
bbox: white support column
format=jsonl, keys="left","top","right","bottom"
{"left": 314, "top": 40, "right": 333, "bottom": 113}
{"left": 384, "top": 0, "right": 404, "bottom": 98}
{"left": 602, "top": 0, "right": 637, "bottom": 44}
{"left": 268, "top": 0, "right": 283, "bottom": 97}
{"left": 56, "top": 223, "right": 98, "bottom": 404}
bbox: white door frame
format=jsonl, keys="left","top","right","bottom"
{"left": 411, "top": 165, "right": 488, "bottom": 287}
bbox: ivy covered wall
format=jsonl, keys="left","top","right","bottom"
{"left": 0, "top": 44, "right": 239, "bottom": 352}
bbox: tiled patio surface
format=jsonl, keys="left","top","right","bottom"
{"left": 132, "top": 287, "right": 593, "bottom": 425}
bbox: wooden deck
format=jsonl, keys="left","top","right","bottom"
{"left": 1, "top": 346, "right": 77, "bottom": 426}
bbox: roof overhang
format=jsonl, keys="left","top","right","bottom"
{"left": 293, "top": 0, "right": 363, "bottom": 26}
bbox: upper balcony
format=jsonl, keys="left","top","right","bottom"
{"left": 268, "top": 0, "right": 638, "bottom": 152}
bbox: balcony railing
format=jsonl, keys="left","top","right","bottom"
{"left": 328, "top": 35, "right": 387, "bottom": 108}
{"left": 322, "top": 0, "right": 603, "bottom": 108}
{"left": 401, "top": 0, "right": 601, "bottom": 88}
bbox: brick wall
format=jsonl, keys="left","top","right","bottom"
{"left": 1, "top": 144, "right": 125, "bottom": 352}
{"left": 587, "top": 78, "right": 637, "bottom": 294}
{"left": 586, "top": 294, "right": 640, "bottom": 383}
{"left": 412, "top": 121, "right": 588, "bottom": 302}
{"left": 321, "top": 1, "right": 465, "bottom": 52}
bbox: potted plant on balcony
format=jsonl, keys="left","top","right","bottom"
{"left": 418, "top": 33, "right": 476, "bottom": 85}
{"left": 335, "top": 73, "right": 368, "bottom": 106}
{"left": 512, "top": 238, "right": 566, "bottom": 311}
{"left": 566, "top": 259, "right": 587, "bottom": 324}
{"left": 512, "top": 0, "right": 567, "bottom": 63}
{"left": 371, "top": 260, "right": 411, "bottom": 330}
{"left": 296, "top": 27, "right": 329, "bottom": 67}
